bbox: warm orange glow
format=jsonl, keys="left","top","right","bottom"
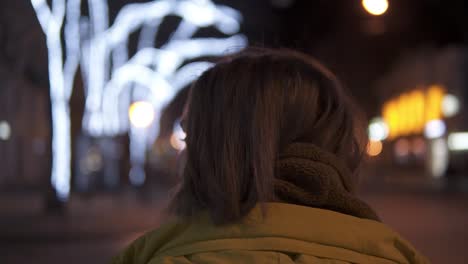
{"left": 383, "top": 101, "right": 398, "bottom": 139}
{"left": 398, "top": 94, "right": 409, "bottom": 135}
{"left": 406, "top": 92, "right": 415, "bottom": 133}
{"left": 382, "top": 85, "right": 446, "bottom": 139}
{"left": 412, "top": 90, "right": 425, "bottom": 134}
{"left": 367, "top": 140, "right": 383, "bottom": 157}
{"left": 426, "top": 85, "right": 444, "bottom": 121}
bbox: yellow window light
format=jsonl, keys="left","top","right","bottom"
{"left": 398, "top": 94, "right": 410, "bottom": 135}
{"left": 425, "top": 85, "right": 444, "bottom": 121}
{"left": 382, "top": 85, "right": 447, "bottom": 139}
{"left": 383, "top": 101, "right": 399, "bottom": 139}
{"left": 412, "top": 90, "right": 426, "bottom": 133}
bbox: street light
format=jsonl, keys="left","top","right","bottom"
{"left": 128, "top": 101, "right": 155, "bottom": 187}
{"left": 424, "top": 119, "right": 446, "bottom": 139}
{"left": 368, "top": 117, "right": 389, "bottom": 141}
{"left": 448, "top": 132, "right": 468, "bottom": 151}
{"left": 128, "top": 101, "right": 155, "bottom": 128}
{"left": 0, "top": 121, "right": 11, "bottom": 140}
{"left": 367, "top": 140, "right": 383, "bottom": 157}
{"left": 442, "top": 94, "right": 460, "bottom": 118}
{"left": 362, "top": 0, "right": 388, "bottom": 16}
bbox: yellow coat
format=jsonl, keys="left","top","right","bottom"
{"left": 112, "top": 203, "right": 428, "bottom": 264}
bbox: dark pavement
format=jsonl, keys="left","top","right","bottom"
{"left": 362, "top": 191, "right": 468, "bottom": 264}
{"left": 359, "top": 167, "right": 468, "bottom": 264}
{"left": 1, "top": 171, "right": 468, "bottom": 264}
{"left": 0, "top": 189, "right": 169, "bottom": 264}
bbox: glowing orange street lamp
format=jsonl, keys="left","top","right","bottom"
{"left": 362, "top": 0, "right": 389, "bottom": 16}
{"left": 367, "top": 140, "right": 383, "bottom": 157}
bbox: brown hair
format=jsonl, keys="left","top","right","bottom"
{"left": 171, "top": 48, "right": 366, "bottom": 224}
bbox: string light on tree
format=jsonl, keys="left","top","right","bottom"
{"left": 30, "top": 0, "right": 247, "bottom": 198}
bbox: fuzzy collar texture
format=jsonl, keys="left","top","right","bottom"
{"left": 275, "top": 142, "right": 380, "bottom": 221}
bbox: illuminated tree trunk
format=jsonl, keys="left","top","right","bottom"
{"left": 32, "top": 0, "right": 245, "bottom": 193}
{"left": 31, "top": 0, "right": 81, "bottom": 201}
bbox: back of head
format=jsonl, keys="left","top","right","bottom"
{"left": 172, "top": 48, "right": 366, "bottom": 224}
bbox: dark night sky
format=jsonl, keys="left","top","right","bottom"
{"left": 1, "top": 0, "right": 467, "bottom": 116}
{"left": 102, "top": 0, "right": 466, "bottom": 115}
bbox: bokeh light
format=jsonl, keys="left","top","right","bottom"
{"left": 128, "top": 101, "right": 155, "bottom": 128}
{"left": 448, "top": 132, "right": 468, "bottom": 151}
{"left": 79, "top": 146, "right": 103, "bottom": 174}
{"left": 362, "top": 0, "right": 389, "bottom": 16}
{"left": 0, "top": 121, "right": 11, "bottom": 140}
{"left": 394, "top": 138, "right": 410, "bottom": 158}
{"left": 367, "top": 140, "right": 383, "bottom": 157}
{"left": 424, "top": 119, "right": 446, "bottom": 139}
{"left": 441, "top": 94, "right": 460, "bottom": 118}
{"left": 382, "top": 86, "right": 447, "bottom": 139}
{"left": 411, "top": 137, "right": 427, "bottom": 156}
{"left": 428, "top": 138, "right": 449, "bottom": 178}
{"left": 368, "top": 117, "right": 389, "bottom": 141}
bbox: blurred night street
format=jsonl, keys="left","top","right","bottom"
{"left": 1, "top": 170, "right": 468, "bottom": 264}
{"left": 1, "top": 0, "right": 468, "bottom": 263}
